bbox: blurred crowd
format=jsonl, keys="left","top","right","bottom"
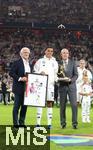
{"left": 0, "top": 28, "right": 93, "bottom": 105}
{"left": 0, "top": 0, "right": 93, "bottom": 25}
{"left": 0, "top": 29, "right": 93, "bottom": 69}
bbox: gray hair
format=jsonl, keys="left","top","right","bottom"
{"left": 61, "top": 48, "right": 69, "bottom": 53}
{"left": 20, "top": 47, "right": 30, "bottom": 56}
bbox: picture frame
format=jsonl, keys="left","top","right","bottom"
{"left": 24, "top": 73, "right": 48, "bottom": 107}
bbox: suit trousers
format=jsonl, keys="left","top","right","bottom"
{"left": 13, "top": 94, "right": 27, "bottom": 125}
{"left": 59, "top": 84, "right": 78, "bottom": 126}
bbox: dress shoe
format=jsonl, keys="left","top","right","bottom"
{"left": 13, "top": 125, "right": 19, "bottom": 129}
{"left": 73, "top": 125, "right": 77, "bottom": 129}
{"left": 19, "top": 125, "right": 27, "bottom": 128}
{"left": 61, "top": 124, "right": 66, "bottom": 129}
{"left": 35, "top": 124, "right": 40, "bottom": 127}
{"left": 47, "top": 125, "right": 52, "bottom": 129}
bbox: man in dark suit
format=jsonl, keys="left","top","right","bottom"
{"left": 9, "top": 47, "right": 31, "bottom": 128}
{"left": 58, "top": 48, "right": 78, "bottom": 129}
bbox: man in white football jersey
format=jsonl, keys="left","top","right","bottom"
{"left": 34, "top": 47, "right": 58, "bottom": 129}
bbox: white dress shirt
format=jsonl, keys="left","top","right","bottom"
{"left": 22, "top": 58, "right": 30, "bottom": 73}
{"left": 63, "top": 59, "right": 68, "bottom": 71}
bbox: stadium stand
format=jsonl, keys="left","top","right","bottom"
{"left": 0, "top": 0, "right": 93, "bottom": 25}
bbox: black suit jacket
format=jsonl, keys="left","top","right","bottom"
{"left": 9, "top": 58, "right": 31, "bottom": 95}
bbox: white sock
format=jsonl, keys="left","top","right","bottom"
{"left": 47, "top": 107, "right": 53, "bottom": 125}
{"left": 37, "top": 107, "right": 42, "bottom": 125}
{"left": 87, "top": 115, "right": 90, "bottom": 120}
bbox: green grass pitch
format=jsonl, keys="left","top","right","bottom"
{"left": 0, "top": 103, "right": 93, "bottom": 150}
